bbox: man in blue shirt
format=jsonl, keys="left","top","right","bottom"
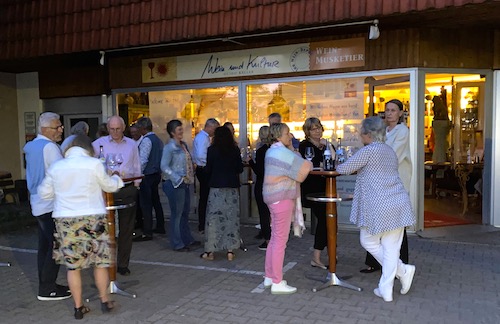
{"left": 134, "top": 117, "right": 165, "bottom": 241}
{"left": 24, "top": 112, "right": 71, "bottom": 301}
{"left": 192, "top": 118, "right": 219, "bottom": 233}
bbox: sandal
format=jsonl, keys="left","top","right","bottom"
{"left": 101, "top": 300, "right": 115, "bottom": 313}
{"left": 227, "top": 251, "right": 235, "bottom": 261}
{"left": 74, "top": 305, "right": 90, "bottom": 320}
{"left": 200, "top": 252, "right": 214, "bottom": 260}
{"left": 360, "top": 267, "right": 380, "bottom": 273}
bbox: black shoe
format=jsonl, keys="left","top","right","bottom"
{"left": 56, "top": 284, "right": 70, "bottom": 292}
{"left": 117, "top": 267, "right": 131, "bottom": 276}
{"left": 254, "top": 232, "right": 263, "bottom": 240}
{"left": 37, "top": 289, "right": 72, "bottom": 301}
{"left": 258, "top": 241, "right": 268, "bottom": 251}
{"left": 101, "top": 301, "right": 115, "bottom": 313}
{"left": 360, "top": 266, "right": 380, "bottom": 273}
{"left": 153, "top": 228, "right": 166, "bottom": 234}
{"left": 189, "top": 240, "right": 201, "bottom": 247}
{"left": 74, "top": 305, "right": 90, "bottom": 319}
{"left": 133, "top": 234, "right": 152, "bottom": 242}
{"left": 174, "top": 246, "right": 190, "bottom": 252}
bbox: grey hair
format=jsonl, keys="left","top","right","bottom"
{"left": 135, "top": 117, "right": 153, "bottom": 131}
{"left": 66, "top": 135, "right": 95, "bottom": 156}
{"left": 268, "top": 123, "right": 289, "bottom": 144}
{"left": 70, "top": 121, "right": 89, "bottom": 135}
{"left": 361, "top": 116, "right": 386, "bottom": 142}
{"left": 38, "top": 112, "right": 60, "bottom": 134}
{"left": 204, "top": 118, "right": 220, "bottom": 128}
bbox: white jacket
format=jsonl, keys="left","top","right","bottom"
{"left": 38, "top": 146, "right": 124, "bottom": 218}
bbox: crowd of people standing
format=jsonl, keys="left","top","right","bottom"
{"left": 23, "top": 104, "right": 416, "bottom": 319}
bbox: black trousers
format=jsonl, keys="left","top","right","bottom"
{"left": 113, "top": 185, "right": 138, "bottom": 268}
{"left": 311, "top": 203, "right": 327, "bottom": 250}
{"left": 196, "top": 166, "right": 209, "bottom": 232}
{"left": 36, "top": 212, "right": 60, "bottom": 294}
{"left": 365, "top": 228, "right": 409, "bottom": 269}
{"left": 254, "top": 183, "right": 271, "bottom": 240}
{"left": 139, "top": 173, "right": 164, "bottom": 236}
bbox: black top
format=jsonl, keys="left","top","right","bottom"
{"left": 206, "top": 145, "right": 244, "bottom": 188}
{"left": 249, "top": 144, "right": 269, "bottom": 188}
{"left": 299, "top": 139, "right": 327, "bottom": 208}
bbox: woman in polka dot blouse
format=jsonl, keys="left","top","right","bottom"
{"left": 334, "top": 116, "right": 416, "bottom": 302}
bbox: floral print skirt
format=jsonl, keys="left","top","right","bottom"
{"left": 53, "top": 214, "right": 111, "bottom": 270}
{"left": 205, "top": 188, "right": 241, "bottom": 252}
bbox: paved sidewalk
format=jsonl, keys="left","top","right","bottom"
{"left": 1, "top": 222, "right": 500, "bottom": 324}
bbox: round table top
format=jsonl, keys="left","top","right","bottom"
{"left": 309, "top": 169, "right": 339, "bottom": 176}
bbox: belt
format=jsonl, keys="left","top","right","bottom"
{"left": 196, "top": 166, "right": 205, "bottom": 169}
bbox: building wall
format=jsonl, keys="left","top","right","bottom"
{"left": 0, "top": 72, "right": 21, "bottom": 179}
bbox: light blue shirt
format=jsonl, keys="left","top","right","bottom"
{"left": 192, "top": 129, "right": 210, "bottom": 166}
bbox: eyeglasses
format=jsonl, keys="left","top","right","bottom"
{"left": 45, "top": 125, "right": 64, "bottom": 130}
{"left": 310, "top": 127, "right": 322, "bottom": 132}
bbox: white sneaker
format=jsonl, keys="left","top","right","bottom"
{"left": 271, "top": 280, "right": 297, "bottom": 295}
{"left": 373, "top": 288, "right": 393, "bottom": 302}
{"left": 263, "top": 277, "right": 272, "bottom": 288}
{"left": 400, "top": 264, "right": 416, "bottom": 295}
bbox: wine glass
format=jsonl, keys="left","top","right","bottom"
{"left": 304, "top": 147, "right": 315, "bottom": 161}
{"left": 106, "top": 153, "right": 117, "bottom": 174}
{"left": 148, "top": 62, "right": 155, "bottom": 79}
{"left": 115, "top": 153, "right": 123, "bottom": 167}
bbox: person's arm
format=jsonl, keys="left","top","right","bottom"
{"left": 387, "top": 125, "right": 410, "bottom": 165}
{"left": 95, "top": 160, "right": 124, "bottom": 192}
{"left": 38, "top": 167, "right": 55, "bottom": 200}
{"left": 130, "top": 142, "right": 142, "bottom": 187}
{"left": 138, "top": 136, "right": 152, "bottom": 173}
{"left": 160, "top": 144, "right": 183, "bottom": 186}
{"left": 286, "top": 150, "right": 312, "bottom": 183}
{"left": 193, "top": 133, "right": 209, "bottom": 166}
{"left": 336, "top": 145, "right": 371, "bottom": 175}
{"left": 43, "top": 142, "right": 63, "bottom": 169}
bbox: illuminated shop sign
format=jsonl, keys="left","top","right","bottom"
{"left": 142, "top": 38, "right": 364, "bottom": 83}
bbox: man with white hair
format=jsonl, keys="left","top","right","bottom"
{"left": 92, "top": 115, "right": 142, "bottom": 276}
{"left": 24, "top": 112, "right": 71, "bottom": 301}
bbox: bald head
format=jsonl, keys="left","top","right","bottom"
{"left": 107, "top": 116, "right": 126, "bottom": 141}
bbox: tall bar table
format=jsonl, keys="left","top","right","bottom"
{"left": 306, "top": 170, "right": 362, "bottom": 292}
{"left": 105, "top": 176, "right": 143, "bottom": 299}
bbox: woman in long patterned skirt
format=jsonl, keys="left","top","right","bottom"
{"left": 200, "top": 126, "right": 244, "bottom": 261}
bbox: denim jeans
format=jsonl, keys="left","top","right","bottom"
{"left": 163, "top": 180, "right": 194, "bottom": 250}
{"left": 36, "top": 212, "right": 60, "bottom": 294}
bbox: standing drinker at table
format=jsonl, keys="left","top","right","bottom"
{"left": 38, "top": 135, "right": 124, "bottom": 320}
{"left": 361, "top": 99, "right": 411, "bottom": 273}
{"left": 335, "top": 116, "right": 415, "bottom": 302}
{"left": 23, "top": 112, "right": 71, "bottom": 301}
{"left": 192, "top": 118, "right": 220, "bottom": 233}
{"left": 262, "top": 123, "right": 312, "bottom": 294}
{"left": 92, "top": 116, "right": 142, "bottom": 276}
{"left": 298, "top": 117, "right": 329, "bottom": 269}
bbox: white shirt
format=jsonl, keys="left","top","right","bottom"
{"left": 38, "top": 146, "right": 124, "bottom": 218}
{"left": 29, "top": 134, "right": 63, "bottom": 216}
{"left": 138, "top": 132, "right": 153, "bottom": 173}
{"left": 386, "top": 124, "right": 412, "bottom": 192}
{"left": 192, "top": 129, "right": 210, "bottom": 166}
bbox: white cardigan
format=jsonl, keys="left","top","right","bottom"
{"left": 386, "top": 124, "right": 412, "bottom": 192}
{"left": 38, "top": 146, "right": 124, "bottom": 218}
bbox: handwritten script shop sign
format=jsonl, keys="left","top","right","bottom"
{"left": 142, "top": 38, "right": 365, "bottom": 83}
